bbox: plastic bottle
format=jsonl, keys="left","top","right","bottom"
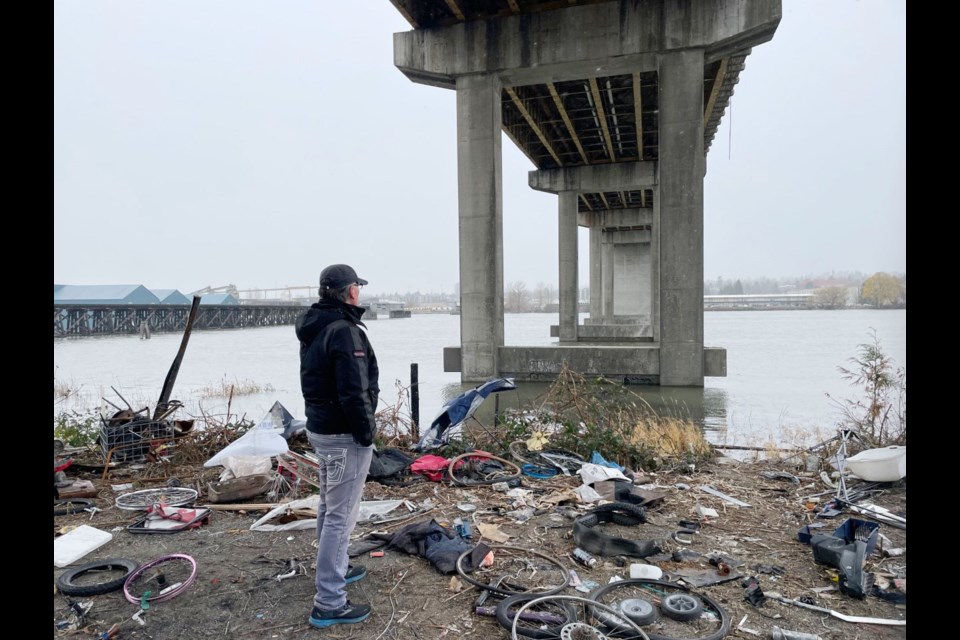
{"left": 572, "top": 548, "right": 598, "bottom": 568}
{"left": 770, "top": 626, "right": 822, "bottom": 640}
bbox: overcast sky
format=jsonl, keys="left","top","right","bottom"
{"left": 54, "top": 1, "right": 906, "bottom": 296}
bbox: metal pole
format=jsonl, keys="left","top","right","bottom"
{"left": 410, "top": 363, "right": 419, "bottom": 430}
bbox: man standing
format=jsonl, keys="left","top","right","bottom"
{"left": 295, "top": 264, "right": 379, "bottom": 629}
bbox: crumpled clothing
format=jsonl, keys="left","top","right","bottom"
{"left": 410, "top": 455, "right": 451, "bottom": 482}
{"left": 356, "top": 518, "right": 489, "bottom": 574}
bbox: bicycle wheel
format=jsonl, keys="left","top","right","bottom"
{"left": 508, "top": 440, "right": 540, "bottom": 466}
{"left": 587, "top": 579, "right": 729, "bottom": 640}
{"left": 58, "top": 558, "right": 139, "bottom": 596}
{"left": 495, "top": 593, "right": 579, "bottom": 639}
{"left": 115, "top": 487, "right": 198, "bottom": 511}
{"left": 456, "top": 544, "right": 570, "bottom": 597}
{"left": 448, "top": 452, "right": 522, "bottom": 486}
{"left": 123, "top": 554, "right": 197, "bottom": 604}
{"left": 509, "top": 595, "right": 649, "bottom": 640}
{"left": 537, "top": 449, "right": 586, "bottom": 474}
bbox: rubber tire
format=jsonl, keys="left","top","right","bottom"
{"left": 660, "top": 593, "right": 703, "bottom": 622}
{"left": 57, "top": 558, "right": 140, "bottom": 596}
{"left": 495, "top": 593, "right": 578, "bottom": 639}
{"left": 589, "top": 502, "right": 647, "bottom": 526}
{"left": 54, "top": 499, "right": 94, "bottom": 516}
{"left": 587, "top": 579, "right": 730, "bottom": 640}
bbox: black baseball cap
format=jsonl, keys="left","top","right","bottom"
{"left": 319, "top": 264, "right": 368, "bottom": 289}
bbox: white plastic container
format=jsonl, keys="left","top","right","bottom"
{"left": 844, "top": 446, "right": 906, "bottom": 482}
{"left": 629, "top": 563, "right": 663, "bottom": 580}
{"left": 54, "top": 525, "right": 113, "bottom": 567}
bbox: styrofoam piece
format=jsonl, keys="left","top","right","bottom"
{"left": 54, "top": 525, "right": 113, "bottom": 567}
{"left": 844, "top": 446, "right": 906, "bottom": 482}
{"left": 696, "top": 505, "right": 719, "bottom": 518}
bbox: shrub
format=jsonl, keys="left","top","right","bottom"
{"left": 53, "top": 409, "right": 102, "bottom": 448}
{"left": 828, "top": 329, "right": 906, "bottom": 448}
{"left": 496, "top": 365, "right": 714, "bottom": 471}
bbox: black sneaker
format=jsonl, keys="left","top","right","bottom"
{"left": 309, "top": 601, "right": 372, "bottom": 628}
{"left": 344, "top": 564, "right": 367, "bottom": 585}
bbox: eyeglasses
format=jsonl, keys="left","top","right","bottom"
{"left": 354, "top": 283, "right": 363, "bottom": 290}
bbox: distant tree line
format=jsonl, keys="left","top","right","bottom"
{"left": 364, "top": 271, "right": 905, "bottom": 312}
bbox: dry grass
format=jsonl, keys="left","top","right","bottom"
{"left": 54, "top": 378, "right": 78, "bottom": 403}
{"left": 375, "top": 380, "right": 419, "bottom": 448}
{"left": 630, "top": 416, "right": 713, "bottom": 458}
{"left": 197, "top": 377, "right": 275, "bottom": 399}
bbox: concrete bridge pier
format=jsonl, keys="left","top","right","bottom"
{"left": 393, "top": 0, "right": 781, "bottom": 386}
{"left": 658, "top": 50, "right": 705, "bottom": 385}
{"left": 558, "top": 191, "right": 579, "bottom": 343}
{"left": 531, "top": 162, "right": 656, "bottom": 344}
{"left": 456, "top": 74, "right": 505, "bottom": 381}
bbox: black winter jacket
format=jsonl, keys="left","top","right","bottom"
{"left": 295, "top": 299, "right": 380, "bottom": 446}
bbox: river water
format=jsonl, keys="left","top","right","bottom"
{"left": 53, "top": 310, "right": 905, "bottom": 448}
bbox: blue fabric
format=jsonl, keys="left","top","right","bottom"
{"left": 522, "top": 464, "right": 558, "bottom": 479}
{"left": 591, "top": 451, "right": 625, "bottom": 472}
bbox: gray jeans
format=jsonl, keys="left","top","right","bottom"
{"left": 306, "top": 432, "right": 373, "bottom": 609}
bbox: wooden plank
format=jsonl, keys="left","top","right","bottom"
{"left": 548, "top": 82, "right": 588, "bottom": 163}
{"left": 589, "top": 78, "right": 616, "bottom": 161}
{"left": 704, "top": 58, "right": 729, "bottom": 120}
{"left": 444, "top": 0, "right": 466, "bottom": 21}
{"left": 505, "top": 86, "right": 563, "bottom": 166}
{"left": 633, "top": 72, "right": 644, "bottom": 160}
{"left": 388, "top": 0, "right": 419, "bottom": 28}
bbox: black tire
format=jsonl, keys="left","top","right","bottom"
{"left": 495, "top": 594, "right": 578, "bottom": 639}
{"left": 57, "top": 559, "right": 140, "bottom": 596}
{"left": 54, "top": 499, "right": 94, "bottom": 516}
{"left": 660, "top": 593, "right": 703, "bottom": 622}
{"left": 588, "top": 502, "right": 647, "bottom": 526}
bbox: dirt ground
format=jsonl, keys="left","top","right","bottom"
{"left": 53, "top": 452, "right": 906, "bottom": 640}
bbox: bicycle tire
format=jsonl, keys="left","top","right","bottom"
{"left": 508, "top": 440, "right": 540, "bottom": 466}
{"left": 510, "top": 595, "right": 650, "bottom": 640}
{"left": 456, "top": 544, "right": 570, "bottom": 597}
{"left": 123, "top": 553, "right": 197, "bottom": 604}
{"left": 115, "top": 487, "right": 198, "bottom": 511}
{"left": 58, "top": 558, "right": 140, "bottom": 596}
{"left": 586, "top": 579, "right": 730, "bottom": 640}
{"left": 54, "top": 499, "right": 94, "bottom": 516}
{"left": 495, "top": 593, "right": 578, "bottom": 639}
{"left": 447, "top": 452, "right": 522, "bottom": 486}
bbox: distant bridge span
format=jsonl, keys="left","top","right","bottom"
{"left": 53, "top": 304, "right": 305, "bottom": 338}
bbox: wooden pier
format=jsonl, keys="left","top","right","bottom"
{"left": 54, "top": 304, "right": 306, "bottom": 338}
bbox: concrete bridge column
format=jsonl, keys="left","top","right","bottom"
{"left": 601, "top": 234, "right": 614, "bottom": 321}
{"left": 658, "top": 50, "right": 705, "bottom": 385}
{"left": 456, "top": 74, "right": 504, "bottom": 382}
{"left": 652, "top": 194, "right": 661, "bottom": 343}
{"left": 558, "top": 191, "right": 579, "bottom": 342}
{"left": 589, "top": 224, "right": 602, "bottom": 321}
